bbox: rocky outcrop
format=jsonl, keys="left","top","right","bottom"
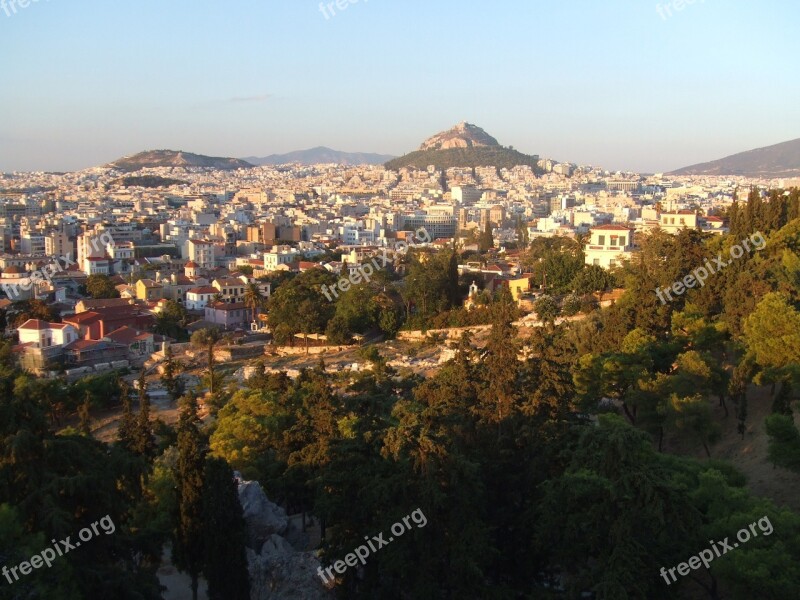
{"left": 419, "top": 121, "right": 500, "bottom": 151}
{"left": 237, "top": 480, "right": 333, "bottom": 600}
{"left": 238, "top": 480, "right": 289, "bottom": 546}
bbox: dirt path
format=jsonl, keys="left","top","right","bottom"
{"left": 665, "top": 385, "right": 800, "bottom": 512}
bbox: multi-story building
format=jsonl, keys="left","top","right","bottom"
{"left": 584, "top": 225, "right": 636, "bottom": 269}
{"left": 659, "top": 210, "right": 698, "bottom": 234}
{"left": 45, "top": 230, "right": 72, "bottom": 259}
{"left": 212, "top": 277, "right": 247, "bottom": 303}
{"left": 204, "top": 301, "right": 248, "bottom": 330}
{"left": 451, "top": 186, "right": 482, "bottom": 205}
{"left": 135, "top": 279, "right": 164, "bottom": 301}
{"left": 402, "top": 214, "right": 457, "bottom": 240}
{"left": 263, "top": 249, "right": 299, "bottom": 271}
{"left": 186, "top": 286, "right": 218, "bottom": 310}
{"left": 185, "top": 239, "right": 215, "bottom": 269}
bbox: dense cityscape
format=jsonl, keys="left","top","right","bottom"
{"left": 3, "top": 2, "right": 800, "bottom": 599}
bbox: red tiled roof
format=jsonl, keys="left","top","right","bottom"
{"left": 64, "top": 311, "right": 102, "bottom": 325}
{"left": 591, "top": 224, "right": 632, "bottom": 231}
{"left": 207, "top": 302, "right": 246, "bottom": 311}
{"left": 188, "top": 286, "right": 218, "bottom": 294}
{"left": 105, "top": 326, "right": 151, "bottom": 345}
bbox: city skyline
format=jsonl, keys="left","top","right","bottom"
{"left": 2, "top": 0, "right": 799, "bottom": 173}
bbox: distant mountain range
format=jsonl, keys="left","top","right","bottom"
{"left": 670, "top": 138, "right": 800, "bottom": 179}
{"left": 243, "top": 147, "right": 395, "bottom": 166}
{"left": 385, "top": 122, "right": 543, "bottom": 172}
{"left": 107, "top": 150, "right": 253, "bottom": 172}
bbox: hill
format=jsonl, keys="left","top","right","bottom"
{"left": 107, "top": 150, "right": 253, "bottom": 172}
{"left": 670, "top": 137, "right": 800, "bottom": 179}
{"left": 108, "top": 175, "right": 188, "bottom": 188}
{"left": 385, "top": 122, "right": 542, "bottom": 172}
{"left": 419, "top": 121, "right": 500, "bottom": 151}
{"left": 243, "top": 147, "right": 395, "bottom": 166}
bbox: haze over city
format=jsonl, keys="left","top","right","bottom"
{"left": 1, "top": 0, "right": 799, "bottom": 172}
{"left": 4, "top": 2, "right": 800, "bottom": 600}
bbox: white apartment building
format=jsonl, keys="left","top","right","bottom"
{"left": 659, "top": 211, "right": 698, "bottom": 234}
{"left": 185, "top": 239, "right": 215, "bottom": 269}
{"left": 45, "top": 231, "right": 72, "bottom": 259}
{"left": 18, "top": 319, "right": 79, "bottom": 348}
{"left": 584, "top": 225, "right": 636, "bottom": 269}
{"left": 186, "top": 286, "right": 218, "bottom": 310}
{"left": 263, "top": 249, "right": 299, "bottom": 271}
{"left": 451, "top": 186, "right": 483, "bottom": 205}
{"left": 20, "top": 233, "right": 45, "bottom": 255}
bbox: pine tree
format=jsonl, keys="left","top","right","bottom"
{"left": 174, "top": 392, "right": 207, "bottom": 600}
{"left": 202, "top": 457, "right": 250, "bottom": 600}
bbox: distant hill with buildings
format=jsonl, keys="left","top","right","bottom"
{"left": 243, "top": 147, "right": 395, "bottom": 166}
{"left": 107, "top": 150, "right": 254, "bottom": 172}
{"left": 670, "top": 137, "right": 800, "bottom": 179}
{"left": 385, "top": 122, "right": 543, "bottom": 172}
{"left": 108, "top": 175, "right": 188, "bottom": 188}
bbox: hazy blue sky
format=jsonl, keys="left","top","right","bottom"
{"left": 1, "top": 0, "right": 799, "bottom": 172}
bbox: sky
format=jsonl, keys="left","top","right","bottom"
{"left": 1, "top": 0, "right": 799, "bottom": 173}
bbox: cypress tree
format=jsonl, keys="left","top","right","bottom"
{"left": 78, "top": 392, "right": 92, "bottom": 436}
{"left": 174, "top": 392, "right": 207, "bottom": 600}
{"left": 132, "top": 369, "right": 155, "bottom": 458}
{"left": 202, "top": 457, "right": 250, "bottom": 600}
{"left": 117, "top": 379, "right": 136, "bottom": 451}
{"left": 161, "top": 345, "right": 184, "bottom": 404}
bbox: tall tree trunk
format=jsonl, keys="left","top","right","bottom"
{"left": 621, "top": 402, "right": 636, "bottom": 425}
{"left": 208, "top": 344, "right": 214, "bottom": 394}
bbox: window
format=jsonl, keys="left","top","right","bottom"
{"left": 610, "top": 259, "right": 616, "bottom": 267}
{"left": 593, "top": 259, "right": 600, "bottom": 266}
{"left": 619, "top": 236, "right": 626, "bottom": 246}
{"left": 679, "top": 218, "right": 685, "bottom": 225}
{"left": 670, "top": 218, "right": 675, "bottom": 225}
{"left": 610, "top": 235, "right": 618, "bottom": 246}
{"left": 598, "top": 235, "right": 605, "bottom": 245}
